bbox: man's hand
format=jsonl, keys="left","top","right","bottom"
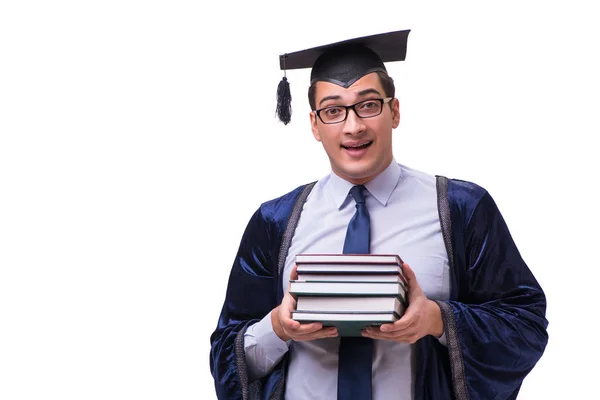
{"left": 272, "top": 265, "right": 339, "bottom": 341}
{"left": 362, "top": 263, "right": 444, "bottom": 343}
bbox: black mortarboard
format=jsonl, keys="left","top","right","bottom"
{"left": 276, "top": 29, "right": 410, "bottom": 125}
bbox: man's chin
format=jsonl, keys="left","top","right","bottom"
{"left": 334, "top": 165, "right": 377, "bottom": 184}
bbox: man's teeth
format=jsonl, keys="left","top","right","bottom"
{"left": 345, "top": 142, "right": 371, "bottom": 149}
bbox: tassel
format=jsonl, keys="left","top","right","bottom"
{"left": 276, "top": 76, "right": 292, "bottom": 125}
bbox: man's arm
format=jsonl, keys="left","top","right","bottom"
{"left": 244, "top": 265, "right": 338, "bottom": 381}
{"left": 209, "top": 207, "right": 280, "bottom": 399}
{"left": 210, "top": 185, "right": 336, "bottom": 398}
{"left": 242, "top": 310, "right": 290, "bottom": 382}
{"left": 439, "top": 187, "right": 548, "bottom": 399}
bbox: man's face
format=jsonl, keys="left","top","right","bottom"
{"left": 310, "top": 72, "right": 400, "bottom": 185}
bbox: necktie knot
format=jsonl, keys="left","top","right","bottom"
{"left": 349, "top": 185, "right": 366, "bottom": 204}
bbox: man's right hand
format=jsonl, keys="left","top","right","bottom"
{"left": 271, "top": 265, "right": 339, "bottom": 341}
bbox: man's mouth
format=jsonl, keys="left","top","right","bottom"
{"left": 341, "top": 141, "right": 373, "bottom": 150}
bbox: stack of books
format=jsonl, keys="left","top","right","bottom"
{"left": 290, "top": 254, "right": 408, "bottom": 336}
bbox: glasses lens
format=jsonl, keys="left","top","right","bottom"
{"left": 320, "top": 106, "right": 347, "bottom": 123}
{"left": 355, "top": 99, "right": 383, "bottom": 118}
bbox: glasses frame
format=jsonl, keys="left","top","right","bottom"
{"left": 314, "top": 97, "right": 393, "bottom": 124}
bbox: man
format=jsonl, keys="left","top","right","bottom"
{"left": 210, "top": 29, "right": 548, "bottom": 400}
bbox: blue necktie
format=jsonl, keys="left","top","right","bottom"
{"left": 338, "top": 185, "right": 373, "bottom": 400}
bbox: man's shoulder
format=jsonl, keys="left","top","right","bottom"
{"left": 257, "top": 181, "right": 317, "bottom": 222}
{"left": 397, "top": 163, "right": 437, "bottom": 191}
{"left": 441, "top": 176, "right": 498, "bottom": 226}
{"left": 396, "top": 163, "right": 489, "bottom": 202}
{"left": 445, "top": 177, "right": 489, "bottom": 204}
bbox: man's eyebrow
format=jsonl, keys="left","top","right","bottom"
{"left": 318, "top": 88, "right": 383, "bottom": 107}
{"left": 318, "top": 95, "right": 342, "bottom": 107}
{"left": 357, "top": 88, "right": 382, "bottom": 97}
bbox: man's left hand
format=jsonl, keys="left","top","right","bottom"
{"left": 361, "top": 263, "right": 444, "bottom": 343}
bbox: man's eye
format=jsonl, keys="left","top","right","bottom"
{"left": 324, "top": 107, "right": 344, "bottom": 116}
{"left": 359, "top": 101, "right": 379, "bottom": 110}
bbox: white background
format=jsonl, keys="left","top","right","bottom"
{"left": 1, "top": 1, "right": 598, "bottom": 399}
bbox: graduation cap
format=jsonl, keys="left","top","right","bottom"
{"left": 276, "top": 29, "right": 410, "bottom": 125}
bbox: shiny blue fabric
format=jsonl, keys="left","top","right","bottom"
{"left": 209, "top": 184, "right": 308, "bottom": 399}
{"left": 209, "top": 178, "right": 548, "bottom": 400}
{"left": 414, "top": 179, "right": 548, "bottom": 400}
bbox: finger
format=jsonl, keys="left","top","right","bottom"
{"left": 279, "top": 294, "right": 296, "bottom": 317}
{"left": 281, "top": 316, "right": 302, "bottom": 330}
{"left": 403, "top": 262, "right": 420, "bottom": 291}
{"left": 362, "top": 326, "right": 397, "bottom": 339}
{"left": 373, "top": 318, "right": 410, "bottom": 333}
{"left": 377, "top": 307, "right": 416, "bottom": 332}
{"left": 283, "top": 319, "right": 322, "bottom": 333}
{"left": 279, "top": 294, "right": 300, "bottom": 329}
{"left": 297, "top": 325, "right": 338, "bottom": 337}
{"left": 402, "top": 262, "right": 416, "bottom": 282}
{"left": 290, "top": 264, "right": 299, "bottom": 280}
{"left": 279, "top": 311, "right": 301, "bottom": 329}
{"left": 286, "top": 292, "right": 297, "bottom": 309}
{"left": 402, "top": 263, "right": 424, "bottom": 298}
{"left": 392, "top": 306, "right": 419, "bottom": 329}
{"left": 285, "top": 265, "right": 299, "bottom": 294}
{"left": 379, "top": 317, "right": 414, "bottom": 332}
{"left": 293, "top": 326, "right": 339, "bottom": 341}
{"left": 362, "top": 327, "right": 418, "bottom": 342}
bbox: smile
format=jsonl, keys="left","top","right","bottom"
{"left": 341, "top": 141, "right": 373, "bottom": 150}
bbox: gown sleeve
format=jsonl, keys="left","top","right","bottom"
{"left": 209, "top": 206, "right": 281, "bottom": 399}
{"left": 437, "top": 187, "right": 549, "bottom": 400}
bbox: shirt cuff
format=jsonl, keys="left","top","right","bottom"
{"left": 243, "top": 311, "right": 291, "bottom": 379}
{"left": 436, "top": 330, "right": 448, "bottom": 347}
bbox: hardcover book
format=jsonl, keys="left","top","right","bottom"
{"left": 296, "top": 263, "right": 405, "bottom": 276}
{"left": 297, "top": 273, "right": 407, "bottom": 289}
{"left": 295, "top": 253, "right": 404, "bottom": 265}
{"left": 296, "top": 295, "right": 406, "bottom": 314}
{"left": 292, "top": 310, "right": 400, "bottom": 336}
{"left": 289, "top": 280, "right": 407, "bottom": 298}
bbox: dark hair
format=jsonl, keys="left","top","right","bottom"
{"left": 308, "top": 71, "right": 396, "bottom": 111}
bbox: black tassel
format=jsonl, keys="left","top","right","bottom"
{"left": 276, "top": 76, "right": 292, "bottom": 125}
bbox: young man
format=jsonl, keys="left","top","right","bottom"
{"left": 210, "top": 30, "right": 548, "bottom": 400}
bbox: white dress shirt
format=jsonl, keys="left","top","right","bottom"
{"left": 244, "top": 161, "right": 450, "bottom": 400}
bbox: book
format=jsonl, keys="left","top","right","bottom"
{"left": 289, "top": 280, "right": 407, "bottom": 298}
{"left": 297, "top": 272, "right": 407, "bottom": 286}
{"left": 291, "top": 254, "right": 409, "bottom": 336}
{"left": 296, "top": 295, "right": 406, "bottom": 314}
{"left": 295, "top": 253, "right": 403, "bottom": 265}
{"left": 292, "top": 310, "right": 399, "bottom": 336}
{"left": 297, "top": 263, "right": 404, "bottom": 274}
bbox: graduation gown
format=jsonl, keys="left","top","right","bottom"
{"left": 209, "top": 177, "right": 548, "bottom": 400}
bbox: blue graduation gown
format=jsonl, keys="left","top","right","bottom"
{"left": 209, "top": 178, "right": 548, "bottom": 400}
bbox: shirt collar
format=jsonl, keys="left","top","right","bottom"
{"left": 327, "top": 159, "right": 402, "bottom": 209}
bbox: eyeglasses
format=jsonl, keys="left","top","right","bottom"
{"left": 314, "top": 97, "right": 393, "bottom": 124}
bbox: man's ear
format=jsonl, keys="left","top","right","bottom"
{"left": 391, "top": 98, "right": 400, "bottom": 128}
{"left": 310, "top": 112, "right": 322, "bottom": 141}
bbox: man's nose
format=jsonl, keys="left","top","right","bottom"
{"left": 343, "top": 108, "right": 366, "bottom": 135}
